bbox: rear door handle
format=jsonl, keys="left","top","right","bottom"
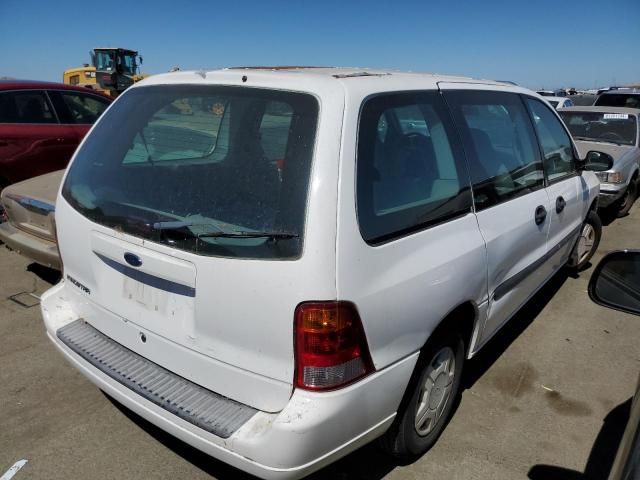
{"left": 535, "top": 205, "right": 547, "bottom": 225}
{"left": 556, "top": 196, "right": 566, "bottom": 213}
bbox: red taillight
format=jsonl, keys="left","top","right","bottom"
{"left": 294, "top": 301, "right": 375, "bottom": 391}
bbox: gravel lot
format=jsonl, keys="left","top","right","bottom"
{"left": 1, "top": 207, "right": 639, "bottom": 479}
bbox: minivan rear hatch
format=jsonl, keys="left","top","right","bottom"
{"left": 56, "top": 81, "right": 333, "bottom": 413}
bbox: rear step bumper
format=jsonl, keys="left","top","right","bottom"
{"left": 42, "top": 282, "right": 418, "bottom": 480}
{"left": 57, "top": 319, "right": 257, "bottom": 438}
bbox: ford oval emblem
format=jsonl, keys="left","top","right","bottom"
{"left": 124, "top": 252, "right": 142, "bottom": 267}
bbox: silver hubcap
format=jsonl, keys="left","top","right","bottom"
{"left": 577, "top": 223, "right": 595, "bottom": 263}
{"left": 414, "top": 347, "right": 455, "bottom": 436}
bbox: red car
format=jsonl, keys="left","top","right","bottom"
{"left": 0, "top": 80, "right": 111, "bottom": 190}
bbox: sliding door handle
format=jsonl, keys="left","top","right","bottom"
{"left": 535, "top": 205, "right": 547, "bottom": 225}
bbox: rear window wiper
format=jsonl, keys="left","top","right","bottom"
{"left": 152, "top": 220, "right": 223, "bottom": 231}
{"left": 198, "top": 231, "right": 299, "bottom": 240}
{"left": 197, "top": 231, "right": 300, "bottom": 240}
{"left": 152, "top": 221, "right": 298, "bottom": 241}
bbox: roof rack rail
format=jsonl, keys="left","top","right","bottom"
{"left": 332, "top": 72, "right": 391, "bottom": 79}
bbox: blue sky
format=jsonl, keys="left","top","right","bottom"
{"left": 1, "top": 0, "right": 638, "bottom": 89}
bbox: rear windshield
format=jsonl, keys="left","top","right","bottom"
{"left": 594, "top": 93, "right": 640, "bottom": 109}
{"left": 560, "top": 111, "right": 637, "bottom": 146}
{"left": 62, "top": 85, "right": 319, "bottom": 259}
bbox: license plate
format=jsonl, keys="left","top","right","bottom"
{"left": 123, "top": 276, "right": 168, "bottom": 314}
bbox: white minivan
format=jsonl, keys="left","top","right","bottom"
{"left": 41, "top": 68, "right": 613, "bottom": 479}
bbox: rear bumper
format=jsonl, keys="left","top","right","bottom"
{"left": 41, "top": 282, "right": 417, "bottom": 480}
{"left": 0, "top": 221, "right": 60, "bottom": 269}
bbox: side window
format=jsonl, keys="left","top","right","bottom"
{"left": 444, "top": 90, "right": 544, "bottom": 211}
{"left": 0, "top": 91, "right": 56, "bottom": 124}
{"left": 525, "top": 98, "right": 575, "bottom": 182}
{"left": 58, "top": 93, "right": 109, "bottom": 124}
{"left": 357, "top": 92, "right": 471, "bottom": 243}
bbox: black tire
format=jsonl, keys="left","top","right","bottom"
{"left": 379, "top": 329, "right": 464, "bottom": 461}
{"left": 568, "top": 211, "right": 602, "bottom": 271}
{"left": 616, "top": 178, "right": 638, "bottom": 218}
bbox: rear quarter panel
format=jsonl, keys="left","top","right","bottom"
{"left": 335, "top": 87, "right": 488, "bottom": 370}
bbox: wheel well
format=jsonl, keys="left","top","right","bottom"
{"left": 590, "top": 198, "right": 598, "bottom": 213}
{"left": 427, "top": 302, "right": 476, "bottom": 358}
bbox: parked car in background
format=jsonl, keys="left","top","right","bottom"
{"left": 595, "top": 91, "right": 640, "bottom": 109}
{"left": 537, "top": 89, "right": 566, "bottom": 97}
{"left": 0, "top": 80, "right": 111, "bottom": 192}
{"left": 546, "top": 96, "right": 574, "bottom": 109}
{"left": 560, "top": 107, "right": 640, "bottom": 217}
{"left": 0, "top": 170, "right": 63, "bottom": 268}
{"left": 42, "top": 68, "right": 613, "bottom": 479}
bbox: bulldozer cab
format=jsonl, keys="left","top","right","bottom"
{"left": 63, "top": 47, "right": 144, "bottom": 98}
{"left": 92, "top": 48, "right": 141, "bottom": 96}
{"left": 93, "top": 48, "right": 139, "bottom": 76}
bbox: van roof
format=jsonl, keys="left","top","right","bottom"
{"left": 136, "top": 66, "right": 529, "bottom": 96}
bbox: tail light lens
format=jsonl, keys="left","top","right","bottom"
{"left": 294, "top": 301, "right": 375, "bottom": 391}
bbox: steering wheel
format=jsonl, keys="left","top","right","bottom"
{"left": 401, "top": 131, "right": 428, "bottom": 146}
{"left": 600, "top": 131, "right": 625, "bottom": 142}
{"left": 403, "top": 131, "right": 427, "bottom": 139}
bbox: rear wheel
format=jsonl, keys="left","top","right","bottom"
{"left": 568, "top": 211, "right": 602, "bottom": 271}
{"left": 380, "top": 329, "right": 464, "bottom": 460}
{"left": 615, "top": 178, "right": 638, "bottom": 218}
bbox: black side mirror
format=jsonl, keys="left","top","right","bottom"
{"left": 139, "top": 56, "right": 143, "bottom": 65}
{"left": 578, "top": 150, "right": 614, "bottom": 173}
{"left": 589, "top": 250, "right": 640, "bottom": 315}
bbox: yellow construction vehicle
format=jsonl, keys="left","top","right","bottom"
{"left": 63, "top": 48, "right": 146, "bottom": 98}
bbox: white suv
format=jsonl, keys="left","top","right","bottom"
{"left": 41, "top": 68, "right": 612, "bottom": 479}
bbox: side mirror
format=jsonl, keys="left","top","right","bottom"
{"left": 139, "top": 56, "right": 143, "bottom": 65}
{"left": 90, "top": 50, "right": 96, "bottom": 67}
{"left": 589, "top": 250, "right": 640, "bottom": 315}
{"left": 578, "top": 150, "right": 614, "bottom": 172}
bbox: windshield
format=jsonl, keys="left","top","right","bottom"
{"left": 94, "top": 51, "right": 115, "bottom": 71}
{"left": 118, "top": 52, "right": 136, "bottom": 75}
{"left": 594, "top": 93, "right": 640, "bottom": 109}
{"left": 62, "top": 85, "right": 319, "bottom": 259}
{"left": 560, "top": 111, "right": 637, "bottom": 146}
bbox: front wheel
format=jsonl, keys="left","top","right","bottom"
{"left": 568, "top": 211, "right": 602, "bottom": 271}
{"left": 379, "top": 330, "right": 464, "bottom": 460}
{"left": 616, "top": 179, "right": 638, "bottom": 218}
